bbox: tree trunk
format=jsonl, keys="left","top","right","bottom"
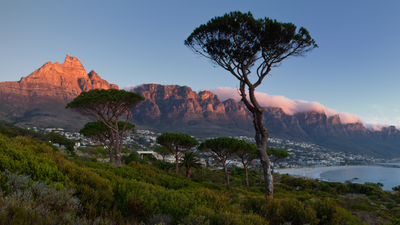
{"left": 186, "top": 167, "right": 191, "bottom": 179}
{"left": 104, "top": 140, "right": 114, "bottom": 165}
{"left": 108, "top": 145, "right": 114, "bottom": 164}
{"left": 259, "top": 164, "right": 262, "bottom": 184}
{"left": 113, "top": 121, "right": 123, "bottom": 167}
{"left": 223, "top": 163, "right": 230, "bottom": 186}
{"left": 253, "top": 109, "right": 273, "bottom": 196}
{"left": 114, "top": 131, "right": 122, "bottom": 167}
{"left": 244, "top": 166, "right": 249, "bottom": 187}
{"left": 240, "top": 82, "right": 273, "bottom": 196}
{"left": 175, "top": 154, "right": 179, "bottom": 174}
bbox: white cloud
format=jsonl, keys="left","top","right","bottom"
{"left": 203, "top": 87, "right": 363, "bottom": 124}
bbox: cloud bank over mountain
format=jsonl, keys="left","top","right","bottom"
{"left": 124, "top": 84, "right": 386, "bottom": 129}
{"left": 203, "top": 87, "right": 363, "bottom": 125}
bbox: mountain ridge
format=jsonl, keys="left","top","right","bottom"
{"left": 129, "top": 83, "right": 400, "bottom": 157}
{"left": 0, "top": 56, "right": 399, "bottom": 157}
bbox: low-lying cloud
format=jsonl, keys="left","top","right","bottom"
{"left": 365, "top": 123, "right": 391, "bottom": 131}
{"left": 203, "top": 87, "right": 363, "bottom": 124}
{"left": 121, "top": 85, "right": 139, "bottom": 91}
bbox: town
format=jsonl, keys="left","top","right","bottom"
{"left": 27, "top": 126, "right": 391, "bottom": 169}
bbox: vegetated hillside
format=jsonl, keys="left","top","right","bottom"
{"left": 0, "top": 121, "right": 47, "bottom": 140}
{"left": 0, "top": 129, "right": 399, "bottom": 224}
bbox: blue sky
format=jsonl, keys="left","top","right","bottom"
{"left": 1, "top": 1, "right": 399, "bottom": 127}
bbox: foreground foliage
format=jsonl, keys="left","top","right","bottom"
{"left": 2, "top": 133, "right": 399, "bottom": 224}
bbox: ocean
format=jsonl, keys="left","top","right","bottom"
{"left": 319, "top": 164, "right": 400, "bottom": 191}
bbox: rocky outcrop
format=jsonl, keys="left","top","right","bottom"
{"left": 0, "top": 54, "right": 118, "bottom": 102}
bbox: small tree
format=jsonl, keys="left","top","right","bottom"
{"left": 122, "top": 151, "right": 140, "bottom": 165}
{"left": 185, "top": 11, "right": 317, "bottom": 196}
{"left": 267, "top": 148, "right": 290, "bottom": 174}
{"left": 79, "top": 121, "right": 135, "bottom": 164}
{"left": 198, "top": 137, "right": 243, "bottom": 186}
{"left": 236, "top": 142, "right": 258, "bottom": 187}
{"left": 66, "top": 89, "right": 144, "bottom": 166}
{"left": 47, "top": 131, "right": 65, "bottom": 146}
{"left": 153, "top": 146, "right": 171, "bottom": 162}
{"left": 179, "top": 152, "right": 202, "bottom": 179}
{"left": 62, "top": 139, "right": 76, "bottom": 153}
{"left": 156, "top": 132, "right": 199, "bottom": 174}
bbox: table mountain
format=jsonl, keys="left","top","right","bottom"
{"left": 130, "top": 84, "right": 400, "bottom": 157}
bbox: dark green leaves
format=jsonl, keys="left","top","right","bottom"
{"left": 185, "top": 11, "right": 260, "bottom": 74}
{"left": 154, "top": 146, "right": 171, "bottom": 156}
{"left": 66, "top": 89, "right": 144, "bottom": 108}
{"left": 185, "top": 11, "right": 317, "bottom": 81}
{"left": 156, "top": 133, "right": 199, "bottom": 151}
{"left": 179, "top": 152, "right": 202, "bottom": 167}
{"left": 199, "top": 137, "right": 246, "bottom": 152}
{"left": 66, "top": 89, "right": 144, "bottom": 121}
{"left": 80, "top": 121, "right": 134, "bottom": 138}
{"left": 267, "top": 147, "right": 290, "bottom": 159}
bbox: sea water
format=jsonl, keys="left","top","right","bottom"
{"left": 319, "top": 164, "right": 400, "bottom": 191}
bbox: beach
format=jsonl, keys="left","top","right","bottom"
{"left": 275, "top": 166, "right": 357, "bottom": 180}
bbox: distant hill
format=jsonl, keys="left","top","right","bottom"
{"left": 0, "top": 121, "right": 47, "bottom": 140}
{"left": 1, "top": 56, "right": 399, "bottom": 157}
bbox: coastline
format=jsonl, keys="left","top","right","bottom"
{"left": 275, "top": 165, "right": 370, "bottom": 180}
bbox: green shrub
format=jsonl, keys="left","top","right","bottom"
{"left": 94, "top": 146, "right": 109, "bottom": 157}
{"left": 185, "top": 205, "right": 266, "bottom": 225}
{"left": 122, "top": 152, "right": 140, "bottom": 165}
{"left": 0, "top": 201, "right": 52, "bottom": 225}
{"left": 245, "top": 195, "right": 319, "bottom": 225}
{"left": 349, "top": 203, "right": 372, "bottom": 211}
{"left": 58, "top": 160, "right": 114, "bottom": 215}
{"left": 0, "top": 171, "right": 82, "bottom": 224}
{"left": 313, "top": 198, "right": 345, "bottom": 225}
{"left": 281, "top": 198, "right": 319, "bottom": 225}
{"left": 0, "top": 135, "right": 68, "bottom": 185}
{"left": 121, "top": 147, "right": 131, "bottom": 154}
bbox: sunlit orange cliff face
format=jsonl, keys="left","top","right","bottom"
{"left": 0, "top": 54, "right": 118, "bottom": 102}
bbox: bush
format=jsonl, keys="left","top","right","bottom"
{"left": 0, "top": 171, "right": 82, "bottom": 224}
{"left": 313, "top": 198, "right": 345, "bottom": 225}
{"left": 122, "top": 152, "right": 140, "bottom": 165}
{"left": 58, "top": 160, "right": 114, "bottom": 215}
{"left": 0, "top": 135, "right": 68, "bottom": 185}
{"left": 183, "top": 205, "right": 266, "bottom": 225}
{"left": 349, "top": 203, "right": 372, "bottom": 211}
{"left": 245, "top": 195, "right": 318, "bottom": 225}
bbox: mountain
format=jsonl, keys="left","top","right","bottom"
{"left": 130, "top": 84, "right": 400, "bottom": 158}
{"left": 129, "top": 84, "right": 254, "bottom": 137}
{"left": 1, "top": 56, "right": 399, "bottom": 157}
{"left": 0, "top": 55, "right": 118, "bottom": 130}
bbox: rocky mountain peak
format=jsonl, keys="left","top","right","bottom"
{"left": 198, "top": 90, "right": 219, "bottom": 101}
{"left": 0, "top": 55, "right": 118, "bottom": 102}
{"left": 62, "top": 54, "right": 85, "bottom": 70}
